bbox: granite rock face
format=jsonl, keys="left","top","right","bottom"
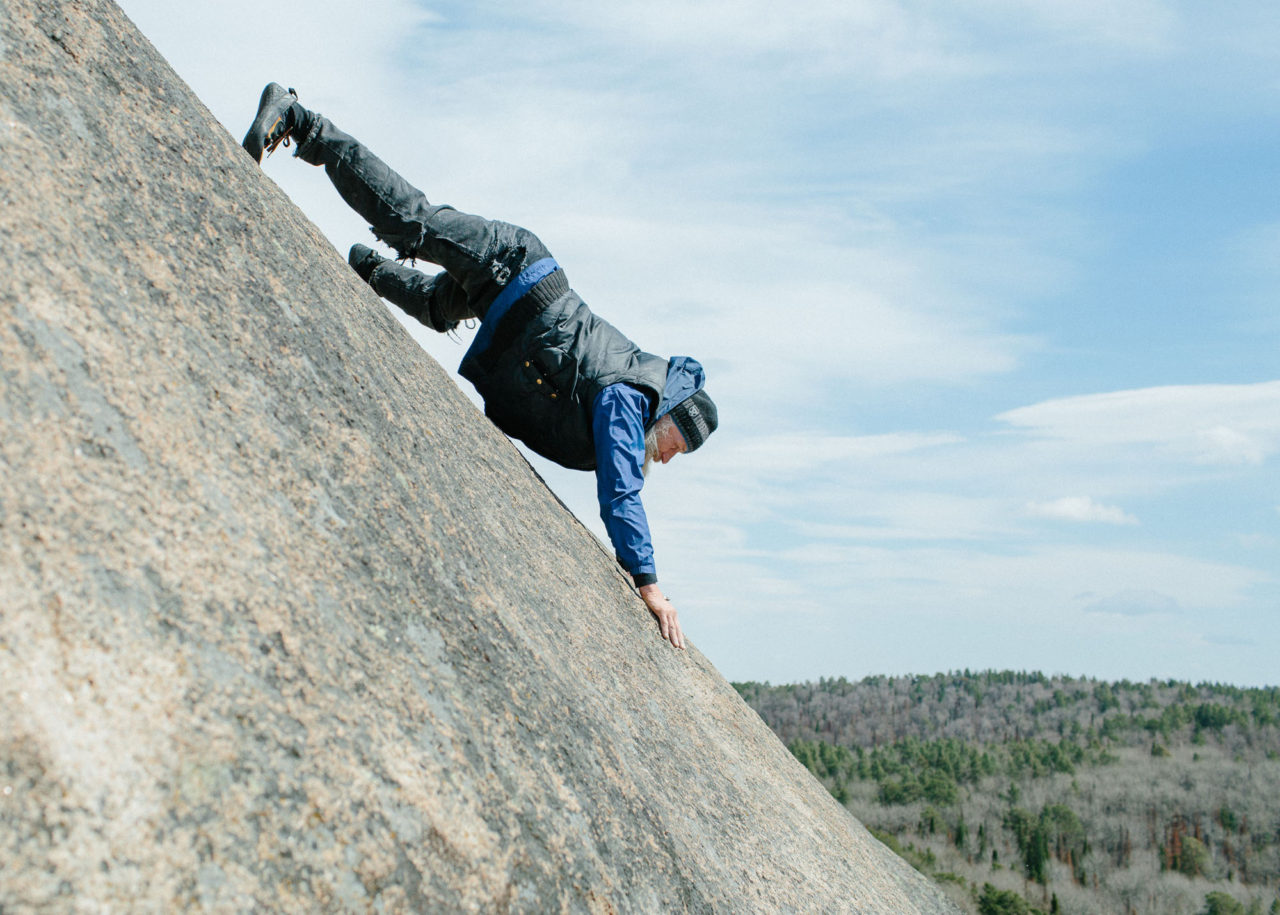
{"left": 0, "top": 1, "right": 960, "bottom": 911}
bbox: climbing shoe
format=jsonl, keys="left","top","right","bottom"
{"left": 348, "top": 244, "right": 387, "bottom": 284}
{"left": 242, "top": 82, "right": 299, "bottom": 163}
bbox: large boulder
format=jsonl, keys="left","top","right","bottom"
{"left": 0, "top": 0, "right": 958, "bottom": 911}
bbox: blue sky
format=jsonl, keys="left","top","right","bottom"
{"left": 116, "top": 0, "right": 1279, "bottom": 686}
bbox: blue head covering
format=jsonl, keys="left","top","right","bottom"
{"left": 656, "top": 356, "right": 706, "bottom": 418}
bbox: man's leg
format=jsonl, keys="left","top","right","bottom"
{"left": 242, "top": 85, "right": 551, "bottom": 318}
{"left": 348, "top": 245, "right": 473, "bottom": 333}
{"left": 291, "top": 114, "right": 550, "bottom": 319}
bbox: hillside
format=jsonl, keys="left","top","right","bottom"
{"left": 737, "top": 672, "right": 1280, "bottom": 915}
{"left": 0, "top": 0, "right": 958, "bottom": 911}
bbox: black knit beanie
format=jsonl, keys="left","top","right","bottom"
{"left": 668, "top": 389, "right": 718, "bottom": 452}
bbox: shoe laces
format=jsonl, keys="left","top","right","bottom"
{"left": 265, "top": 88, "right": 299, "bottom": 156}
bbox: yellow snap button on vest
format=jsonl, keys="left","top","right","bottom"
{"left": 535, "top": 378, "right": 542, "bottom": 385}
{"left": 523, "top": 361, "right": 531, "bottom": 367}
{"left": 550, "top": 393, "right": 558, "bottom": 400}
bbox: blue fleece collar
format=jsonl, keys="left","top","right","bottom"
{"left": 655, "top": 355, "right": 706, "bottom": 419}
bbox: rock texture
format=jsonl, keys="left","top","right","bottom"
{"left": 0, "top": 1, "right": 960, "bottom": 911}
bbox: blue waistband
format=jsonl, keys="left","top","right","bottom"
{"left": 465, "top": 257, "right": 560, "bottom": 361}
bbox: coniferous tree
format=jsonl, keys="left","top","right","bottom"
{"left": 1199, "top": 891, "right": 1245, "bottom": 915}
{"left": 977, "top": 883, "right": 1032, "bottom": 915}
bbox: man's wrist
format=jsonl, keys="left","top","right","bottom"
{"left": 633, "top": 572, "right": 658, "bottom": 588}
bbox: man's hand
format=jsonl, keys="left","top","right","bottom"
{"left": 638, "top": 583, "right": 685, "bottom": 650}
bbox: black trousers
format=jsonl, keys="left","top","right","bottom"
{"left": 296, "top": 116, "right": 552, "bottom": 331}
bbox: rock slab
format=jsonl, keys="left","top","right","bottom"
{"left": 0, "top": 0, "right": 960, "bottom": 911}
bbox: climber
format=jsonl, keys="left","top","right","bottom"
{"left": 242, "top": 84, "right": 717, "bottom": 651}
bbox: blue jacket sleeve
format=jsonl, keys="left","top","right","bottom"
{"left": 592, "top": 384, "right": 657, "bottom": 587}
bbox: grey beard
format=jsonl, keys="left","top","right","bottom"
{"left": 642, "top": 425, "right": 659, "bottom": 478}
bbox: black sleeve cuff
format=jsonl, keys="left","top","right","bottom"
{"left": 632, "top": 572, "right": 658, "bottom": 588}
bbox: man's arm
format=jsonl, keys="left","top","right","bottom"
{"left": 592, "top": 384, "right": 685, "bottom": 649}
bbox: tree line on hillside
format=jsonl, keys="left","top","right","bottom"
{"left": 734, "top": 671, "right": 1280, "bottom": 752}
{"left": 734, "top": 672, "right": 1280, "bottom": 915}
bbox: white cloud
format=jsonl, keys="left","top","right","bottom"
{"left": 517, "top": 0, "right": 1180, "bottom": 85}
{"left": 1027, "top": 496, "right": 1137, "bottom": 525}
{"left": 530, "top": 0, "right": 986, "bottom": 82}
{"left": 1192, "top": 426, "right": 1267, "bottom": 466}
{"left": 998, "top": 382, "right": 1280, "bottom": 466}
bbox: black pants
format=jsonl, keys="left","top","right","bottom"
{"left": 296, "top": 116, "right": 552, "bottom": 331}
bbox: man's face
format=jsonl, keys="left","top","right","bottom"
{"left": 656, "top": 417, "right": 688, "bottom": 464}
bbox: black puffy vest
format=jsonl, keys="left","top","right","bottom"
{"left": 458, "top": 270, "right": 669, "bottom": 471}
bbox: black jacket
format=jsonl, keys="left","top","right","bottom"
{"left": 459, "top": 266, "right": 669, "bottom": 471}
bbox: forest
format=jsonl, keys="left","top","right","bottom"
{"left": 734, "top": 672, "right": 1280, "bottom": 915}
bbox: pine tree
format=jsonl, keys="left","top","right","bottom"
{"left": 1198, "top": 891, "right": 1245, "bottom": 915}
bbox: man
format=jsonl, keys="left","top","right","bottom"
{"left": 242, "top": 84, "right": 717, "bottom": 650}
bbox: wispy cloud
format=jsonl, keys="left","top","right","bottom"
{"left": 1082, "top": 590, "right": 1179, "bottom": 616}
{"left": 1000, "top": 382, "right": 1280, "bottom": 457}
{"left": 1000, "top": 0, "right": 1180, "bottom": 54}
{"left": 1027, "top": 496, "right": 1138, "bottom": 525}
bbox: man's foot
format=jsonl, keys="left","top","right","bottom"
{"left": 348, "top": 244, "right": 387, "bottom": 284}
{"left": 242, "top": 82, "right": 298, "bottom": 163}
